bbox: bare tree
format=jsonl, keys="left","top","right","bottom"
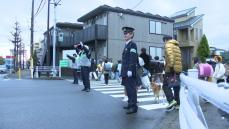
{"left": 10, "top": 22, "right": 22, "bottom": 71}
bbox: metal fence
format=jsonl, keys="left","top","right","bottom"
{"left": 179, "top": 69, "right": 229, "bottom": 129}
{"left": 34, "top": 66, "right": 61, "bottom": 78}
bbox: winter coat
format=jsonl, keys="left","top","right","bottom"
{"left": 165, "top": 39, "right": 182, "bottom": 73}
{"left": 213, "top": 63, "right": 226, "bottom": 80}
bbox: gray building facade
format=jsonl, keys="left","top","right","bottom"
{"left": 78, "top": 5, "right": 174, "bottom": 62}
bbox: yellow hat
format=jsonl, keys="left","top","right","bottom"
{"left": 214, "top": 55, "right": 222, "bottom": 62}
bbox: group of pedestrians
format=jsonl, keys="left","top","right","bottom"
{"left": 67, "top": 25, "right": 229, "bottom": 116}
{"left": 193, "top": 55, "right": 228, "bottom": 85}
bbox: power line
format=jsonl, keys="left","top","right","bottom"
{"left": 34, "top": 0, "right": 46, "bottom": 17}
{"left": 131, "top": 0, "right": 144, "bottom": 10}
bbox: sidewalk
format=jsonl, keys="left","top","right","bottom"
{"left": 7, "top": 69, "right": 31, "bottom": 79}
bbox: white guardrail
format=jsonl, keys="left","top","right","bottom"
{"left": 179, "top": 69, "right": 229, "bottom": 129}
{"left": 31, "top": 66, "right": 61, "bottom": 78}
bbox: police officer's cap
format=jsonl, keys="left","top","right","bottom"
{"left": 163, "top": 35, "right": 172, "bottom": 42}
{"left": 122, "top": 26, "right": 135, "bottom": 33}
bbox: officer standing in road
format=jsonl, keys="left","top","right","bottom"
{"left": 121, "top": 26, "right": 139, "bottom": 114}
{"left": 74, "top": 42, "right": 91, "bottom": 92}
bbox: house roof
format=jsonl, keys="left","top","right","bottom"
{"left": 78, "top": 5, "right": 174, "bottom": 22}
{"left": 43, "top": 22, "right": 83, "bottom": 35}
{"left": 56, "top": 22, "right": 83, "bottom": 29}
{"left": 174, "top": 14, "right": 204, "bottom": 29}
{"left": 170, "top": 7, "right": 196, "bottom": 19}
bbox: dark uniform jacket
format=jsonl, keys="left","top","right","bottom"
{"left": 121, "top": 41, "right": 138, "bottom": 77}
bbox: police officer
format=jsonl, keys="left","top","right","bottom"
{"left": 74, "top": 42, "right": 91, "bottom": 92}
{"left": 67, "top": 54, "right": 80, "bottom": 84}
{"left": 121, "top": 26, "right": 138, "bottom": 114}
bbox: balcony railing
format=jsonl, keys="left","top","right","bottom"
{"left": 76, "top": 24, "right": 107, "bottom": 43}
{"left": 50, "top": 24, "right": 107, "bottom": 47}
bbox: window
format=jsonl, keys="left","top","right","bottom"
{"left": 150, "top": 20, "right": 162, "bottom": 34}
{"left": 149, "top": 21, "right": 156, "bottom": 33}
{"left": 156, "top": 22, "right": 161, "bottom": 34}
{"left": 149, "top": 46, "right": 162, "bottom": 60}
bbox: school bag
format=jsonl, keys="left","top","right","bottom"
{"left": 104, "top": 63, "right": 112, "bottom": 71}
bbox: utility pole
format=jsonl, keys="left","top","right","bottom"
{"left": 51, "top": 0, "right": 61, "bottom": 77}
{"left": 30, "top": 0, "right": 34, "bottom": 59}
{"left": 46, "top": 0, "right": 50, "bottom": 66}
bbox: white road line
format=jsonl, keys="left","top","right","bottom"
{"left": 91, "top": 85, "right": 122, "bottom": 88}
{"left": 137, "top": 97, "right": 167, "bottom": 102}
{"left": 110, "top": 94, "right": 124, "bottom": 98}
{"left": 139, "top": 103, "right": 168, "bottom": 110}
{"left": 102, "top": 90, "right": 124, "bottom": 94}
{"left": 94, "top": 87, "right": 124, "bottom": 91}
{"left": 137, "top": 92, "right": 153, "bottom": 96}
{"left": 111, "top": 92, "right": 153, "bottom": 98}
{"left": 102, "top": 89, "right": 148, "bottom": 94}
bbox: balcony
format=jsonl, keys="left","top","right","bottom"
{"left": 50, "top": 24, "right": 107, "bottom": 47}
{"left": 76, "top": 24, "right": 107, "bottom": 43}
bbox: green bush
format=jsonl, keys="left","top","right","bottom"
{"left": 0, "top": 57, "right": 5, "bottom": 65}
{"left": 197, "top": 35, "right": 210, "bottom": 63}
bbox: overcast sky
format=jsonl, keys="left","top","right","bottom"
{"left": 0, "top": 0, "right": 229, "bottom": 57}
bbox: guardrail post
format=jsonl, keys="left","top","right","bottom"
{"left": 18, "top": 68, "right": 21, "bottom": 80}
{"left": 187, "top": 69, "right": 209, "bottom": 129}
{"left": 36, "top": 66, "right": 39, "bottom": 78}
{"left": 188, "top": 69, "right": 198, "bottom": 79}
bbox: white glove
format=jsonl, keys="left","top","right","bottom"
{"left": 127, "top": 71, "right": 132, "bottom": 77}
{"left": 80, "top": 41, "right": 84, "bottom": 46}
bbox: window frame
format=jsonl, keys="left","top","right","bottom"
{"left": 149, "top": 20, "right": 162, "bottom": 35}
{"left": 149, "top": 46, "right": 163, "bottom": 60}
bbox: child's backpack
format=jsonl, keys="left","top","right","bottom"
{"left": 104, "top": 63, "right": 112, "bottom": 71}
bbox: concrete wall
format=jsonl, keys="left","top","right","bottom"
{"left": 107, "top": 12, "right": 173, "bottom": 62}
{"left": 89, "top": 41, "right": 107, "bottom": 61}
{"left": 192, "top": 19, "right": 203, "bottom": 57}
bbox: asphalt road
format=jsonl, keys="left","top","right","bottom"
{"left": 0, "top": 79, "right": 172, "bottom": 129}
{"left": 0, "top": 78, "right": 228, "bottom": 129}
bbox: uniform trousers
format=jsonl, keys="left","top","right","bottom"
{"left": 122, "top": 77, "right": 137, "bottom": 108}
{"left": 81, "top": 66, "right": 90, "bottom": 90}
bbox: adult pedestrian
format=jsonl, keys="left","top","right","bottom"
{"left": 162, "top": 35, "right": 182, "bottom": 111}
{"left": 225, "top": 62, "right": 229, "bottom": 84}
{"left": 103, "top": 59, "right": 112, "bottom": 85}
{"left": 90, "top": 58, "right": 98, "bottom": 80}
{"left": 67, "top": 54, "right": 80, "bottom": 84}
{"left": 139, "top": 48, "right": 151, "bottom": 71}
{"left": 213, "top": 55, "right": 226, "bottom": 84}
{"left": 121, "top": 26, "right": 138, "bottom": 114}
{"left": 74, "top": 42, "right": 91, "bottom": 92}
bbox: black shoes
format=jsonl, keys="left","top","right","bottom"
{"left": 81, "top": 88, "right": 90, "bottom": 92}
{"left": 85, "top": 89, "right": 90, "bottom": 92}
{"left": 123, "top": 105, "right": 130, "bottom": 110}
{"left": 81, "top": 88, "right": 86, "bottom": 91}
{"left": 126, "top": 107, "right": 138, "bottom": 114}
